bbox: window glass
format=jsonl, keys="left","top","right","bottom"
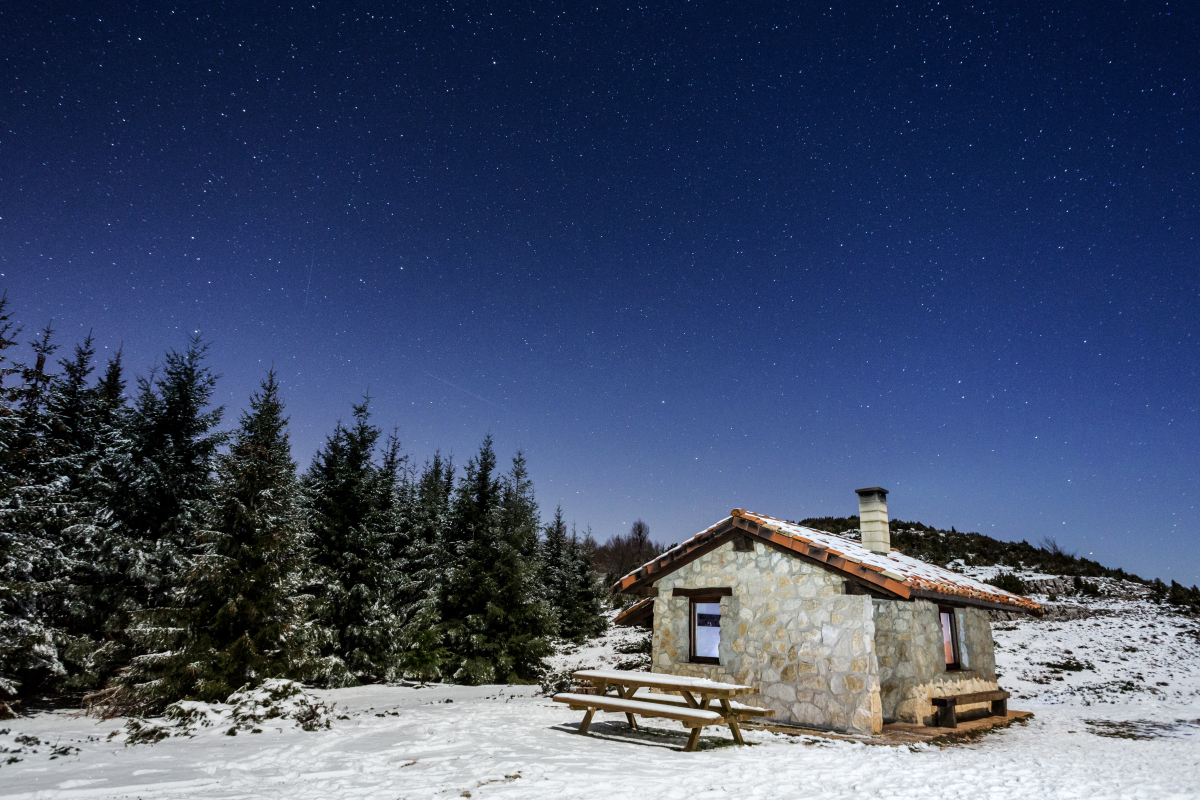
{"left": 694, "top": 601, "right": 721, "bottom": 659}
{"left": 940, "top": 610, "right": 956, "bottom": 666}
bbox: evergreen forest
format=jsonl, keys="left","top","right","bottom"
{"left": 0, "top": 296, "right": 609, "bottom": 715}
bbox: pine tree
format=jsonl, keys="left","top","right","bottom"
{"left": 0, "top": 324, "right": 99, "bottom": 702}
{"left": 0, "top": 297, "right": 24, "bottom": 703}
{"left": 395, "top": 453, "right": 454, "bottom": 682}
{"left": 117, "top": 371, "right": 319, "bottom": 711}
{"left": 303, "top": 400, "right": 403, "bottom": 684}
{"left": 440, "top": 439, "right": 552, "bottom": 684}
{"left": 563, "top": 527, "right": 608, "bottom": 641}
{"left": 0, "top": 310, "right": 65, "bottom": 701}
{"left": 57, "top": 347, "right": 131, "bottom": 692}
{"left": 109, "top": 336, "right": 224, "bottom": 607}
{"left": 41, "top": 335, "right": 124, "bottom": 693}
{"left": 540, "top": 507, "right": 570, "bottom": 634}
{"left": 0, "top": 313, "right": 136, "bottom": 702}
{"left": 87, "top": 336, "right": 225, "bottom": 688}
{"left": 540, "top": 511, "right": 607, "bottom": 643}
{"left": 1150, "top": 578, "right": 1168, "bottom": 603}
{"left": 440, "top": 437, "right": 500, "bottom": 683}
{"left": 399, "top": 627, "right": 449, "bottom": 686}
{"left": 491, "top": 451, "right": 554, "bottom": 677}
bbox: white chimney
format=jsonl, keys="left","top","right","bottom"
{"left": 856, "top": 487, "right": 890, "bottom": 554}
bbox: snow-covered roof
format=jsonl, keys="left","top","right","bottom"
{"left": 614, "top": 509, "right": 1041, "bottom": 614}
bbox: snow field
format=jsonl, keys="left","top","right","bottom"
{"left": 2, "top": 589, "right": 1198, "bottom": 799}
{"left": 2, "top": 685, "right": 1196, "bottom": 800}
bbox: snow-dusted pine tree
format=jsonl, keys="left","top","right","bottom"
{"left": 0, "top": 313, "right": 143, "bottom": 703}
{"left": 440, "top": 439, "right": 552, "bottom": 684}
{"left": 562, "top": 527, "right": 608, "bottom": 641}
{"left": 40, "top": 335, "right": 130, "bottom": 694}
{"left": 540, "top": 509, "right": 607, "bottom": 642}
{"left": 108, "top": 336, "right": 225, "bottom": 608}
{"left": 55, "top": 346, "right": 132, "bottom": 692}
{"left": 540, "top": 506, "right": 570, "bottom": 633}
{"left": 0, "top": 323, "right": 119, "bottom": 704}
{"left": 0, "top": 308, "right": 66, "bottom": 702}
{"left": 116, "top": 371, "right": 319, "bottom": 712}
{"left": 85, "top": 336, "right": 225, "bottom": 691}
{"left": 303, "top": 400, "right": 404, "bottom": 685}
{"left": 395, "top": 452, "right": 454, "bottom": 682}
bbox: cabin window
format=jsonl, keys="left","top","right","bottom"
{"left": 689, "top": 599, "right": 722, "bottom": 664}
{"left": 939, "top": 607, "right": 961, "bottom": 670}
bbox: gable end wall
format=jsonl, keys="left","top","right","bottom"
{"left": 650, "top": 539, "right": 883, "bottom": 733}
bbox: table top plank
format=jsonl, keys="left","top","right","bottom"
{"left": 573, "top": 669, "right": 753, "bottom": 697}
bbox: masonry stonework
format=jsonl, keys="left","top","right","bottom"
{"left": 650, "top": 539, "right": 884, "bottom": 734}
{"left": 872, "top": 599, "right": 999, "bottom": 724}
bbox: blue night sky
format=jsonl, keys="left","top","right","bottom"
{"left": 3, "top": 2, "right": 1196, "bottom": 581}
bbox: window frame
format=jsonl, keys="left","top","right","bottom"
{"left": 688, "top": 596, "right": 724, "bottom": 665}
{"left": 939, "top": 605, "right": 962, "bottom": 671}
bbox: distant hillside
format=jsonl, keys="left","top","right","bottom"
{"left": 796, "top": 516, "right": 1145, "bottom": 583}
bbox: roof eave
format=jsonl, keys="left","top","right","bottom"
{"left": 908, "top": 588, "right": 1043, "bottom": 616}
{"left": 612, "top": 597, "right": 655, "bottom": 628}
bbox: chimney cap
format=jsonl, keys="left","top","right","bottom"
{"left": 855, "top": 486, "right": 888, "bottom": 497}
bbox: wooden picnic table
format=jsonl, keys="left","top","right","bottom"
{"left": 553, "top": 668, "right": 771, "bottom": 752}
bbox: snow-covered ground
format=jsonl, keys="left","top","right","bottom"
{"left": 3, "top": 588, "right": 1198, "bottom": 799}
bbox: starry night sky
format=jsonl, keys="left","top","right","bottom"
{"left": 3, "top": 2, "right": 1196, "bottom": 581}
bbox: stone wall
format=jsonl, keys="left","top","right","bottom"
{"left": 872, "top": 599, "right": 1000, "bottom": 724}
{"left": 650, "top": 539, "right": 883, "bottom": 733}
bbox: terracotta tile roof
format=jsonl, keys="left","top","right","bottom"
{"left": 614, "top": 509, "right": 1041, "bottom": 615}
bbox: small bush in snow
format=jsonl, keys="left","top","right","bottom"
{"left": 163, "top": 700, "right": 225, "bottom": 730}
{"left": 121, "top": 719, "right": 173, "bottom": 746}
{"left": 227, "top": 679, "right": 334, "bottom": 732}
{"left": 538, "top": 668, "right": 575, "bottom": 696}
{"left": 986, "top": 572, "right": 1027, "bottom": 595}
{"left": 119, "top": 680, "right": 334, "bottom": 744}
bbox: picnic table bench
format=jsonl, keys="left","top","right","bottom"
{"left": 930, "top": 689, "right": 1010, "bottom": 729}
{"left": 553, "top": 669, "right": 772, "bottom": 751}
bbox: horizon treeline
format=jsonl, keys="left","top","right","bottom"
{"left": 0, "top": 297, "right": 608, "bottom": 713}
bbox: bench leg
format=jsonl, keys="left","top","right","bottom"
{"left": 991, "top": 697, "right": 1007, "bottom": 717}
{"left": 683, "top": 727, "right": 703, "bottom": 752}
{"left": 578, "top": 709, "right": 596, "bottom": 735}
{"left": 937, "top": 704, "right": 957, "bottom": 729}
{"left": 719, "top": 700, "right": 745, "bottom": 745}
{"left": 611, "top": 685, "right": 638, "bottom": 729}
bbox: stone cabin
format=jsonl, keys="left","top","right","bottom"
{"left": 612, "top": 488, "right": 1041, "bottom": 734}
